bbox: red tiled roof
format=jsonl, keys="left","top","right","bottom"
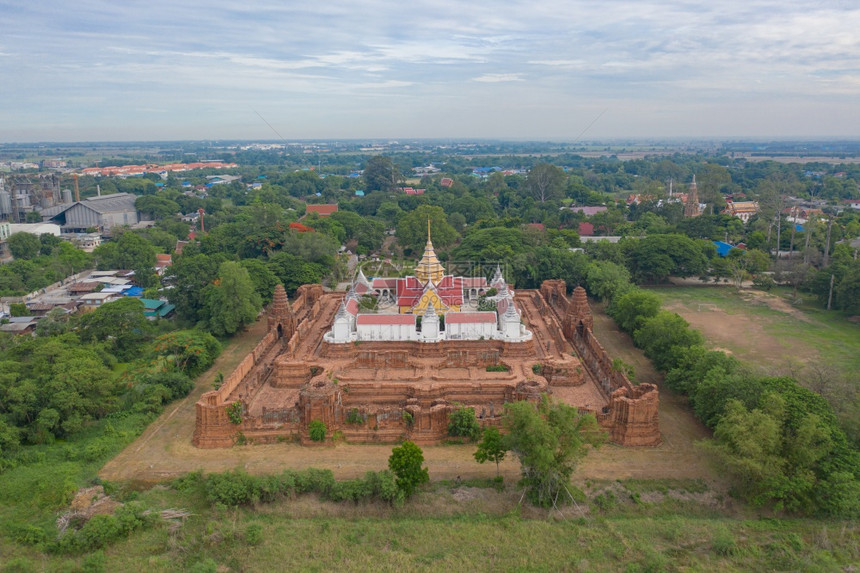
{"left": 306, "top": 204, "right": 338, "bottom": 216}
{"left": 356, "top": 314, "right": 415, "bottom": 325}
{"left": 345, "top": 299, "right": 359, "bottom": 315}
{"left": 372, "top": 278, "right": 398, "bottom": 289}
{"left": 445, "top": 312, "right": 497, "bottom": 324}
{"left": 436, "top": 275, "right": 454, "bottom": 288}
{"left": 440, "top": 178, "right": 454, "bottom": 187}
{"left": 289, "top": 222, "right": 314, "bottom": 232}
{"left": 578, "top": 222, "right": 595, "bottom": 236}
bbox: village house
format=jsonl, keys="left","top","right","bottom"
{"left": 724, "top": 199, "right": 760, "bottom": 222}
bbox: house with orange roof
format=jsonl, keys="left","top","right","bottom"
{"left": 305, "top": 204, "right": 338, "bottom": 217}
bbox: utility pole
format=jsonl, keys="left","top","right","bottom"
{"left": 823, "top": 217, "right": 834, "bottom": 267}
{"left": 788, "top": 205, "right": 798, "bottom": 259}
{"left": 775, "top": 211, "right": 782, "bottom": 259}
{"left": 803, "top": 216, "right": 813, "bottom": 264}
{"left": 827, "top": 273, "right": 835, "bottom": 310}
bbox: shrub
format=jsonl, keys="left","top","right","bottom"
{"left": 56, "top": 502, "right": 153, "bottom": 553}
{"left": 447, "top": 405, "right": 481, "bottom": 440}
{"left": 226, "top": 402, "right": 242, "bottom": 425}
{"left": 346, "top": 408, "right": 364, "bottom": 425}
{"left": 308, "top": 419, "right": 327, "bottom": 442}
{"left": 294, "top": 468, "right": 336, "bottom": 496}
{"left": 388, "top": 441, "right": 429, "bottom": 498}
{"left": 204, "top": 469, "right": 260, "bottom": 506}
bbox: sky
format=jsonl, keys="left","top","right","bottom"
{"left": 1, "top": 0, "right": 859, "bottom": 142}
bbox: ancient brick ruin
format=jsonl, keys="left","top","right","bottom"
{"left": 193, "top": 281, "right": 660, "bottom": 448}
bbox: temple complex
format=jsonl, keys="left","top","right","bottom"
{"left": 193, "top": 227, "right": 660, "bottom": 448}
{"left": 325, "top": 225, "right": 530, "bottom": 344}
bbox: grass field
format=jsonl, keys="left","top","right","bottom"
{"left": 649, "top": 286, "right": 860, "bottom": 378}
{"left": 2, "top": 477, "right": 857, "bottom": 572}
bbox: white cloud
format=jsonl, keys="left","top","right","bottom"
{"left": 473, "top": 73, "right": 524, "bottom": 83}
{"left": 1, "top": 0, "right": 860, "bottom": 140}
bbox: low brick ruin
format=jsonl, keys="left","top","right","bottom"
{"left": 193, "top": 281, "right": 660, "bottom": 448}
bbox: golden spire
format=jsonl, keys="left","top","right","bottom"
{"left": 415, "top": 217, "right": 445, "bottom": 284}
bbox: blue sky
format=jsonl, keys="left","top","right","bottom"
{"left": 1, "top": 0, "right": 859, "bottom": 142}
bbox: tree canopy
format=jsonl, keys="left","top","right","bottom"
{"left": 503, "top": 396, "right": 605, "bottom": 507}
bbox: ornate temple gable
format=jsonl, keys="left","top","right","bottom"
{"left": 355, "top": 268, "right": 372, "bottom": 293}
{"left": 410, "top": 281, "right": 453, "bottom": 315}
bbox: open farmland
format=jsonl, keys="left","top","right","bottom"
{"left": 649, "top": 286, "right": 860, "bottom": 378}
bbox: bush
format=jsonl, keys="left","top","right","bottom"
{"left": 56, "top": 502, "right": 153, "bottom": 553}
{"left": 346, "top": 408, "right": 364, "bottom": 425}
{"left": 388, "top": 441, "right": 429, "bottom": 498}
{"left": 308, "top": 419, "right": 327, "bottom": 442}
{"left": 447, "top": 405, "right": 481, "bottom": 440}
{"left": 204, "top": 469, "right": 260, "bottom": 506}
{"left": 226, "top": 402, "right": 242, "bottom": 425}
{"left": 294, "top": 468, "right": 336, "bottom": 496}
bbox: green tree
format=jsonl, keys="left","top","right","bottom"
{"left": 527, "top": 163, "right": 566, "bottom": 203}
{"left": 608, "top": 289, "right": 661, "bottom": 334}
{"left": 363, "top": 155, "right": 399, "bottom": 193}
{"left": 135, "top": 195, "right": 181, "bottom": 220}
{"left": 396, "top": 205, "right": 458, "bottom": 253}
{"left": 503, "top": 396, "right": 605, "bottom": 507}
{"left": 38, "top": 233, "right": 63, "bottom": 256}
{"left": 625, "top": 234, "right": 710, "bottom": 283}
{"left": 7, "top": 233, "right": 40, "bottom": 260}
{"left": 267, "top": 252, "right": 329, "bottom": 296}
{"left": 633, "top": 311, "right": 704, "bottom": 372}
{"left": 77, "top": 298, "right": 152, "bottom": 361}
{"left": 585, "top": 261, "right": 633, "bottom": 303}
{"left": 448, "top": 404, "right": 481, "bottom": 440}
{"left": 167, "top": 253, "right": 227, "bottom": 322}
{"left": 388, "top": 440, "right": 429, "bottom": 498}
{"left": 93, "top": 231, "right": 158, "bottom": 287}
{"left": 9, "top": 303, "right": 29, "bottom": 317}
{"left": 696, "top": 163, "right": 732, "bottom": 207}
{"left": 474, "top": 427, "right": 507, "bottom": 477}
{"left": 240, "top": 258, "right": 280, "bottom": 305}
{"left": 202, "top": 261, "right": 262, "bottom": 336}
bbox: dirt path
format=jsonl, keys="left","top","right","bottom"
{"left": 101, "top": 307, "right": 723, "bottom": 486}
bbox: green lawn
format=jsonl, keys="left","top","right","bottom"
{"left": 649, "top": 286, "right": 860, "bottom": 376}
{"left": 2, "top": 476, "right": 857, "bottom": 572}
